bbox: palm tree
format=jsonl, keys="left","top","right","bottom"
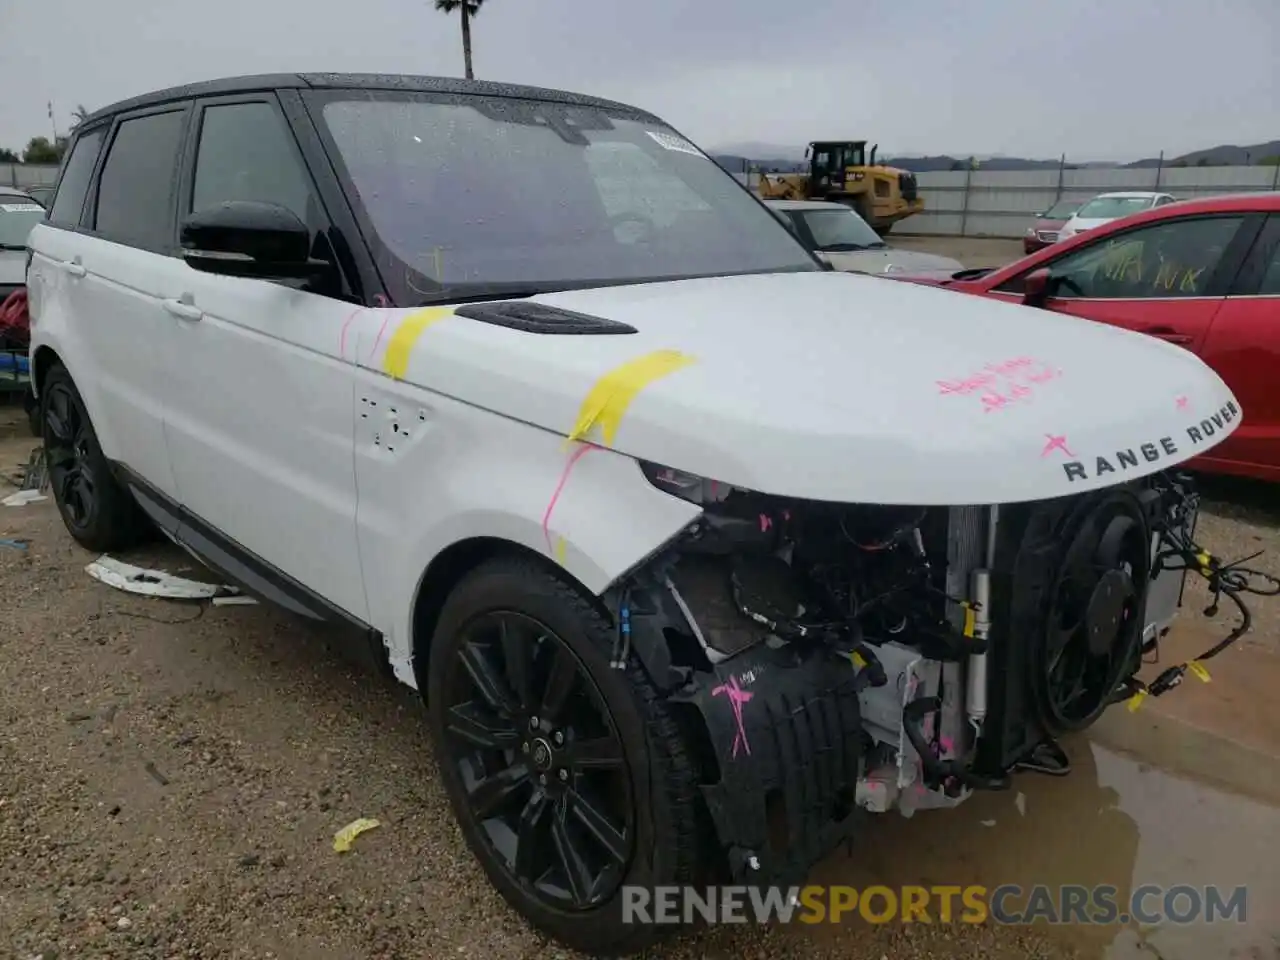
{"left": 434, "top": 0, "right": 485, "bottom": 80}
{"left": 69, "top": 104, "right": 90, "bottom": 130}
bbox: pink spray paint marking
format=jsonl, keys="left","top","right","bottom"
{"left": 541, "top": 443, "right": 595, "bottom": 554}
{"left": 1041, "top": 433, "right": 1075, "bottom": 458}
{"left": 338, "top": 307, "right": 366, "bottom": 361}
{"left": 367, "top": 314, "right": 393, "bottom": 364}
{"left": 1176, "top": 395, "right": 1190, "bottom": 411}
{"left": 711, "top": 675, "right": 754, "bottom": 759}
{"left": 937, "top": 356, "right": 1063, "bottom": 413}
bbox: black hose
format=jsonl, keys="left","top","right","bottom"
{"left": 902, "top": 695, "right": 1010, "bottom": 792}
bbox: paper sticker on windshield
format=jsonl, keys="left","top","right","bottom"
{"left": 645, "top": 131, "right": 704, "bottom": 158}
{"left": 0, "top": 203, "right": 42, "bottom": 213}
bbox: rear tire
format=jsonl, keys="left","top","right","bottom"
{"left": 24, "top": 386, "right": 40, "bottom": 438}
{"left": 41, "top": 362, "right": 150, "bottom": 553}
{"left": 426, "top": 556, "right": 702, "bottom": 956}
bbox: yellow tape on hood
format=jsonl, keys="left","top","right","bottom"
{"left": 566, "top": 349, "right": 697, "bottom": 448}
{"left": 383, "top": 307, "right": 455, "bottom": 380}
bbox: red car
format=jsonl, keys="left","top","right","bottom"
{"left": 903, "top": 192, "right": 1280, "bottom": 483}
{"left": 1023, "top": 198, "right": 1081, "bottom": 254}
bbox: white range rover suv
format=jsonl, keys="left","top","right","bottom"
{"left": 24, "top": 73, "right": 1257, "bottom": 955}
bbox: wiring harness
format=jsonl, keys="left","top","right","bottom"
{"left": 1124, "top": 474, "right": 1280, "bottom": 708}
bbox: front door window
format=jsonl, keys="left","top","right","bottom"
{"left": 996, "top": 216, "right": 1246, "bottom": 299}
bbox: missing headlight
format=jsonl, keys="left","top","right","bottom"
{"left": 637, "top": 460, "right": 733, "bottom": 505}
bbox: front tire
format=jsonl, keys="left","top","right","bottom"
{"left": 426, "top": 557, "right": 701, "bottom": 956}
{"left": 41, "top": 363, "right": 149, "bottom": 553}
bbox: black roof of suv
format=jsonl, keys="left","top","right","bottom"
{"left": 80, "top": 73, "right": 653, "bottom": 130}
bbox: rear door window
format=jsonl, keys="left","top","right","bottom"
{"left": 93, "top": 108, "right": 187, "bottom": 252}
{"left": 1231, "top": 215, "right": 1280, "bottom": 296}
{"left": 48, "top": 127, "right": 106, "bottom": 227}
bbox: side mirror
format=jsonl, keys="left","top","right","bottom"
{"left": 1022, "top": 267, "right": 1056, "bottom": 307}
{"left": 180, "top": 200, "right": 328, "bottom": 280}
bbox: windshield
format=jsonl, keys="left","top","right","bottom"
{"left": 1041, "top": 199, "right": 1080, "bottom": 220}
{"left": 308, "top": 90, "right": 819, "bottom": 303}
{"left": 0, "top": 200, "right": 45, "bottom": 248}
{"left": 791, "top": 207, "right": 883, "bottom": 251}
{"left": 1076, "top": 196, "right": 1155, "bottom": 220}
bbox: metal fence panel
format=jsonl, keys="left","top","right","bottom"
{"left": 1, "top": 163, "right": 60, "bottom": 189}
{"left": 910, "top": 165, "right": 1280, "bottom": 238}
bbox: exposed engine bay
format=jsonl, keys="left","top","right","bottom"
{"left": 610, "top": 464, "right": 1279, "bottom": 885}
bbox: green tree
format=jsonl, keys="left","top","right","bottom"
{"left": 435, "top": 0, "right": 485, "bottom": 80}
{"left": 1258, "top": 156, "right": 1280, "bottom": 166}
{"left": 0, "top": 147, "right": 18, "bottom": 163}
{"left": 22, "top": 137, "right": 62, "bottom": 164}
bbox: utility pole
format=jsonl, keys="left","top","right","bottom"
{"left": 48, "top": 101, "right": 57, "bottom": 144}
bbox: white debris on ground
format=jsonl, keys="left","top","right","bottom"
{"left": 84, "top": 554, "right": 253, "bottom": 603}
{"left": 3, "top": 489, "right": 47, "bottom": 507}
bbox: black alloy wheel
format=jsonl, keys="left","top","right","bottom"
{"left": 441, "top": 609, "right": 634, "bottom": 911}
{"left": 39, "top": 363, "right": 148, "bottom": 552}
{"left": 43, "top": 377, "right": 96, "bottom": 531}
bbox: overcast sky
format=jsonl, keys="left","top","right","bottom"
{"left": 3, "top": 0, "right": 1277, "bottom": 162}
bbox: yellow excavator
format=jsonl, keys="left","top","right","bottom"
{"left": 755, "top": 140, "right": 924, "bottom": 235}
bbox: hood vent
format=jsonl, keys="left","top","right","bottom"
{"left": 453, "top": 301, "right": 637, "bottom": 335}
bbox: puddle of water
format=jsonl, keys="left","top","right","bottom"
{"left": 788, "top": 735, "right": 1280, "bottom": 959}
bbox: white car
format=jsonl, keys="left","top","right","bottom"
{"left": 764, "top": 198, "right": 964, "bottom": 279}
{"left": 26, "top": 74, "right": 1247, "bottom": 954}
{"left": 0, "top": 187, "right": 46, "bottom": 302}
{"left": 1057, "top": 190, "right": 1177, "bottom": 241}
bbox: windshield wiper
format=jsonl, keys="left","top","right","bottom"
{"left": 0, "top": 243, "right": 26, "bottom": 251}
{"left": 409, "top": 265, "right": 825, "bottom": 306}
{"left": 820, "top": 242, "right": 875, "bottom": 252}
{"left": 414, "top": 288, "right": 548, "bottom": 307}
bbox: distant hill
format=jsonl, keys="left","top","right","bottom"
{"left": 710, "top": 142, "right": 805, "bottom": 163}
{"left": 1125, "top": 140, "right": 1280, "bottom": 168}
{"left": 712, "top": 154, "right": 804, "bottom": 174}
{"left": 709, "top": 139, "right": 1280, "bottom": 175}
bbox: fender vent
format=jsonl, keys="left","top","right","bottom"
{"left": 453, "top": 301, "right": 637, "bottom": 335}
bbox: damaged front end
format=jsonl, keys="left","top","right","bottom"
{"left": 601, "top": 461, "right": 1278, "bottom": 887}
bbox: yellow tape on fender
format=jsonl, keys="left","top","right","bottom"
{"left": 566, "top": 349, "right": 697, "bottom": 448}
{"left": 382, "top": 307, "right": 455, "bottom": 380}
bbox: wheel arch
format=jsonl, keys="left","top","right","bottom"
{"left": 408, "top": 535, "right": 611, "bottom": 695}
{"left": 31, "top": 343, "right": 62, "bottom": 399}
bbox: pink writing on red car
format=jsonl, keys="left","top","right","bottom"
{"left": 936, "top": 356, "right": 1063, "bottom": 413}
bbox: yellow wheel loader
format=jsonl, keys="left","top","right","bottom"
{"left": 755, "top": 141, "right": 924, "bottom": 235}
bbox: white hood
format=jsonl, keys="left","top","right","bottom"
{"left": 819, "top": 248, "right": 964, "bottom": 279}
{"left": 367, "top": 270, "right": 1239, "bottom": 506}
{"left": 1059, "top": 216, "right": 1112, "bottom": 239}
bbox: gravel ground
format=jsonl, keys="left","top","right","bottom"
{"left": 3, "top": 248, "right": 1279, "bottom": 960}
